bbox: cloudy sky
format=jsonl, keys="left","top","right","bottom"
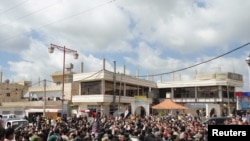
{"left": 0, "top": 0, "right": 250, "bottom": 91}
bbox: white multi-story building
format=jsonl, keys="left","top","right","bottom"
{"left": 71, "top": 59, "right": 243, "bottom": 116}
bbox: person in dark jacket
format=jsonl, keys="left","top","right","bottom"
{"left": 143, "top": 128, "right": 156, "bottom": 141}
{"left": 0, "top": 124, "right": 5, "bottom": 141}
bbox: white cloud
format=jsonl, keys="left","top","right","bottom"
{"left": 117, "top": 0, "right": 250, "bottom": 53}
{"left": 0, "top": 0, "right": 250, "bottom": 90}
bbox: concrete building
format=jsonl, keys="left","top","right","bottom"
{"left": 0, "top": 60, "right": 244, "bottom": 118}
{"left": 0, "top": 80, "right": 30, "bottom": 102}
{"left": 157, "top": 72, "right": 243, "bottom": 103}
{"left": 0, "top": 75, "right": 31, "bottom": 118}
{"left": 0, "top": 70, "right": 79, "bottom": 118}
{"left": 71, "top": 59, "right": 243, "bottom": 117}
{"left": 27, "top": 70, "right": 79, "bottom": 118}
{"left": 72, "top": 69, "right": 156, "bottom": 117}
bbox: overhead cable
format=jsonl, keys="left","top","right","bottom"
{"left": 138, "top": 42, "right": 250, "bottom": 77}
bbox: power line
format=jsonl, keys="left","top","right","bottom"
{"left": 138, "top": 42, "right": 250, "bottom": 77}
{"left": 0, "top": 0, "right": 30, "bottom": 16}
{"left": 0, "top": 1, "right": 60, "bottom": 27}
{"left": 0, "top": 0, "right": 117, "bottom": 44}
{"left": 33, "top": 0, "right": 116, "bottom": 29}
{"left": 31, "top": 79, "right": 54, "bottom": 87}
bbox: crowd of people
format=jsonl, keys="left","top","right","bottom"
{"left": 0, "top": 109, "right": 249, "bottom": 141}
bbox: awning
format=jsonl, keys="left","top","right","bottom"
{"left": 152, "top": 99, "right": 188, "bottom": 110}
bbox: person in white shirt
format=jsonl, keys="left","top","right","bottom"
{"left": 51, "top": 118, "right": 56, "bottom": 127}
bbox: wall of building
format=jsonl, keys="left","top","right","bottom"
{"left": 0, "top": 82, "right": 28, "bottom": 102}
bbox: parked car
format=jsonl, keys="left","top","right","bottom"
{"left": 2, "top": 114, "right": 17, "bottom": 121}
{"left": 3, "top": 119, "right": 29, "bottom": 129}
{"left": 201, "top": 117, "right": 231, "bottom": 125}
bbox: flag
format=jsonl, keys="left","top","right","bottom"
{"left": 235, "top": 92, "right": 242, "bottom": 96}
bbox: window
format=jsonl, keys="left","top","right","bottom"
{"left": 222, "top": 86, "right": 235, "bottom": 98}
{"left": 197, "top": 86, "right": 219, "bottom": 98}
{"left": 10, "top": 120, "right": 28, "bottom": 129}
{"left": 159, "top": 88, "right": 171, "bottom": 98}
{"left": 81, "top": 81, "right": 101, "bottom": 95}
{"left": 125, "top": 84, "right": 138, "bottom": 97}
{"left": 2, "top": 111, "right": 10, "bottom": 114}
{"left": 14, "top": 111, "right": 23, "bottom": 115}
{"left": 6, "top": 93, "right": 10, "bottom": 97}
{"left": 173, "top": 87, "right": 195, "bottom": 98}
{"left": 104, "top": 81, "right": 115, "bottom": 95}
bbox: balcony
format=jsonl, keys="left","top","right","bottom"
{"left": 72, "top": 95, "right": 135, "bottom": 103}
{"left": 0, "top": 100, "right": 61, "bottom": 107}
{"left": 172, "top": 98, "right": 235, "bottom": 103}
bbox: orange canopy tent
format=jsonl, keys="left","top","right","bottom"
{"left": 152, "top": 99, "right": 188, "bottom": 110}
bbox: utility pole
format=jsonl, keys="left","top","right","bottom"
{"left": 48, "top": 44, "right": 79, "bottom": 118}
{"left": 118, "top": 73, "right": 122, "bottom": 115}
{"left": 113, "top": 61, "right": 116, "bottom": 115}
{"left": 227, "top": 81, "right": 231, "bottom": 116}
{"left": 43, "top": 79, "right": 46, "bottom": 117}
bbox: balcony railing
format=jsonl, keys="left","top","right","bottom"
{"left": 172, "top": 98, "right": 235, "bottom": 103}
{"left": 72, "top": 94, "right": 135, "bottom": 103}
